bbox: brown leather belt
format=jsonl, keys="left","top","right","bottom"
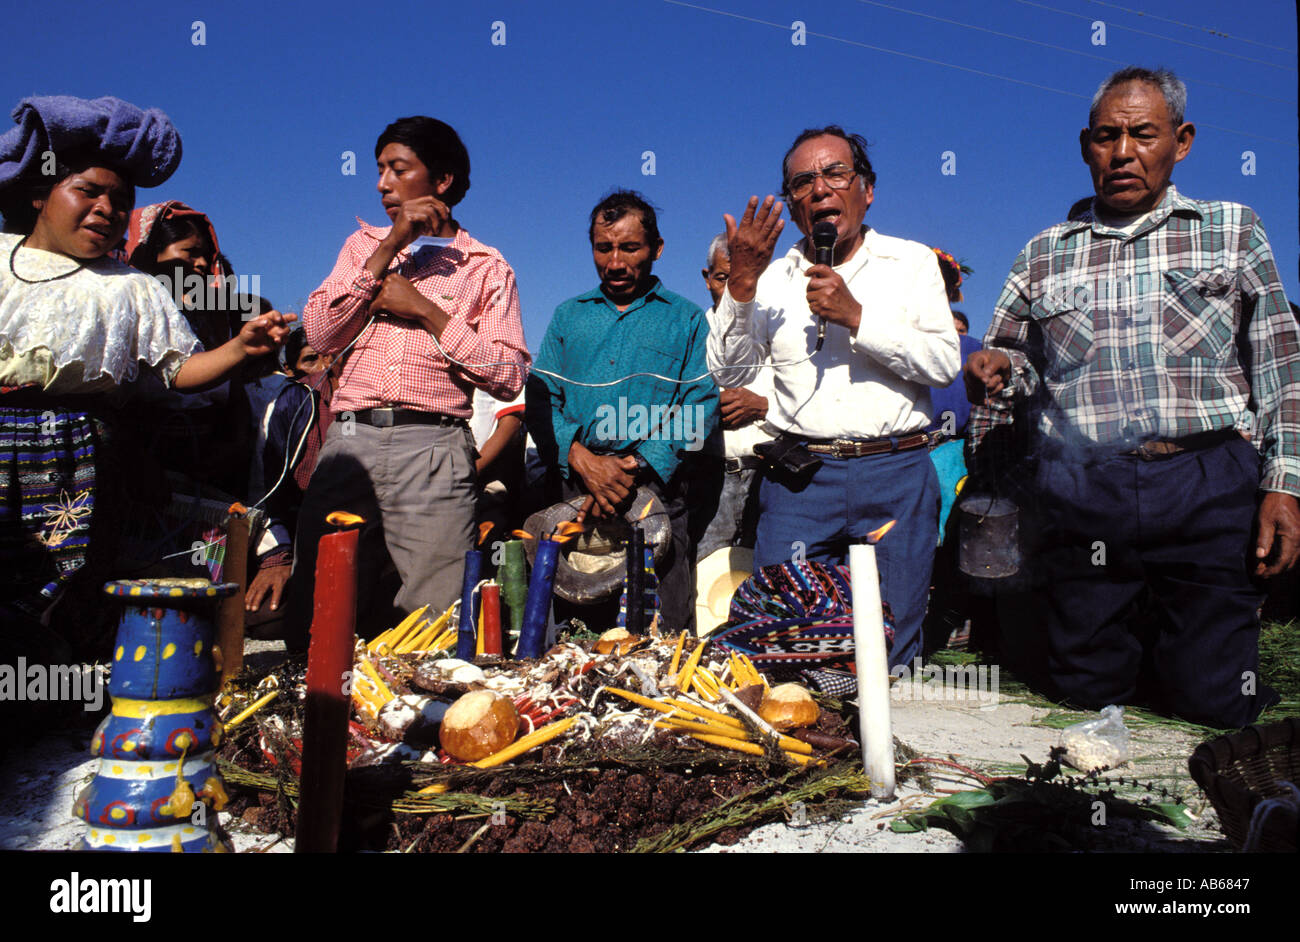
{"left": 1121, "top": 429, "right": 1239, "bottom": 461}
{"left": 724, "top": 455, "right": 765, "bottom": 473}
{"left": 805, "top": 432, "right": 931, "bottom": 459}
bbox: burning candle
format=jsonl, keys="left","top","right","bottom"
{"left": 848, "top": 520, "right": 897, "bottom": 801}
{"left": 498, "top": 540, "right": 527, "bottom": 649}
{"left": 298, "top": 510, "right": 364, "bottom": 853}
{"left": 626, "top": 524, "right": 645, "bottom": 635}
{"left": 481, "top": 583, "right": 502, "bottom": 655}
{"left": 518, "top": 537, "right": 560, "bottom": 658}
{"left": 457, "top": 549, "right": 482, "bottom": 660}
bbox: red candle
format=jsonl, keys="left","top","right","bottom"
{"left": 481, "top": 583, "right": 502, "bottom": 655}
{"left": 297, "top": 511, "right": 363, "bottom": 854}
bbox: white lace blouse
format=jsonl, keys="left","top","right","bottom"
{"left": 0, "top": 232, "right": 200, "bottom": 394}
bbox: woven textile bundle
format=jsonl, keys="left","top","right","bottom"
{"left": 711, "top": 559, "right": 894, "bottom": 693}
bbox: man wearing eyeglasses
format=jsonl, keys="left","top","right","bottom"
{"left": 707, "top": 126, "right": 960, "bottom": 670}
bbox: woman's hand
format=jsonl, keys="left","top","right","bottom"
{"left": 173, "top": 310, "right": 297, "bottom": 389}
{"left": 235, "top": 309, "right": 297, "bottom": 357}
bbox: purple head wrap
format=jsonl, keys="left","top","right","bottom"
{"left": 0, "top": 95, "right": 182, "bottom": 190}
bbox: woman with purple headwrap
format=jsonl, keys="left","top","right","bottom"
{"left": 0, "top": 95, "right": 294, "bottom": 638}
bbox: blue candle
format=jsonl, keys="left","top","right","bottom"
{"left": 456, "top": 549, "right": 482, "bottom": 660}
{"left": 518, "top": 538, "right": 560, "bottom": 658}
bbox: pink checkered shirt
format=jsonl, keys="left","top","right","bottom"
{"left": 303, "top": 221, "right": 530, "bottom": 417}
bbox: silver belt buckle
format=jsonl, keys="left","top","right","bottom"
{"left": 371, "top": 407, "right": 396, "bottom": 428}
{"left": 830, "top": 439, "right": 852, "bottom": 459}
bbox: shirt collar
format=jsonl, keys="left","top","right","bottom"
{"left": 1060, "top": 184, "right": 1202, "bottom": 239}
{"left": 576, "top": 277, "right": 667, "bottom": 315}
{"left": 355, "top": 218, "right": 486, "bottom": 258}
{"left": 790, "top": 225, "right": 894, "bottom": 275}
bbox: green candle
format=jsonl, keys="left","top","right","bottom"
{"left": 499, "top": 540, "right": 528, "bottom": 650}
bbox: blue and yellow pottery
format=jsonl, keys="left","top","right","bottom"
{"left": 73, "top": 579, "right": 237, "bottom": 852}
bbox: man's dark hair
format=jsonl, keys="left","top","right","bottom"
{"left": 588, "top": 189, "right": 661, "bottom": 245}
{"left": 952, "top": 310, "right": 969, "bottom": 330}
{"left": 781, "top": 126, "right": 876, "bottom": 196}
{"left": 283, "top": 327, "right": 310, "bottom": 372}
{"left": 375, "top": 116, "right": 471, "bottom": 207}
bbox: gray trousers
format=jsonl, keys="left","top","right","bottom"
{"left": 288, "top": 421, "right": 477, "bottom": 641}
{"left": 696, "top": 467, "right": 760, "bottom": 562}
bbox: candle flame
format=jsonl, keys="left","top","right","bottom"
{"left": 636, "top": 501, "right": 653, "bottom": 522}
{"left": 226, "top": 502, "right": 248, "bottom": 518}
{"left": 326, "top": 511, "right": 366, "bottom": 528}
{"left": 477, "top": 522, "right": 493, "bottom": 546}
{"left": 510, "top": 529, "right": 534, "bottom": 540}
{"left": 550, "top": 520, "right": 586, "bottom": 544}
{"left": 866, "top": 520, "right": 897, "bottom": 544}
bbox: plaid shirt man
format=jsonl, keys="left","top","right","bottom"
{"left": 968, "top": 185, "right": 1300, "bottom": 495}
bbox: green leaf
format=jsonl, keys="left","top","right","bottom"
{"left": 1151, "top": 802, "right": 1193, "bottom": 829}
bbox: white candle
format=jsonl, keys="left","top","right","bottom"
{"left": 849, "top": 542, "right": 896, "bottom": 800}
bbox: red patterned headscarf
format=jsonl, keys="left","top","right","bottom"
{"left": 123, "top": 200, "right": 225, "bottom": 278}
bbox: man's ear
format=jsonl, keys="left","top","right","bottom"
{"left": 1079, "top": 128, "right": 1091, "bottom": 165}
{"left": 1173, "top": 122, "right": 1196, "bottom": 163}
{"left": 434, "top": 173, "right": 454, "bottom": 198}
{"left": 701, "top": 266, "right": 710, "bottom": 283}
{"left": 653, "top": 239, "right": 664, "bottom": 262}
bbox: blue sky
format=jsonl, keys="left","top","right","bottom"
{"left": 4, "top": 0, "right": 1295, "bottom": 344}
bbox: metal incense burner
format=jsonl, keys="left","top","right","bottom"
{"left": 956, "top": 492, "right": 1021, "bottom": 579}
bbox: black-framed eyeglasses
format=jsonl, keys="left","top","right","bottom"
{"left": 784, "top": 163, "right": 858, "bottom": 199}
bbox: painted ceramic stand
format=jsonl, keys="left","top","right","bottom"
{"left": 73, "top": 579, "right": 237, "bottom": 852}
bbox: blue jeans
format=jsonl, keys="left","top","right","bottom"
{"left": 753, "top": 447, "right": 939, "bottom": 669}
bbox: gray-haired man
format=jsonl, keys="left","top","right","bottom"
{"left": 697, "top": 233, "right": 771, "bottom": 560}
{"left": 966, "top": 67, "right": 1299, "bottom": 727}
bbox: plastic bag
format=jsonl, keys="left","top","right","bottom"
{"left": 1060, "top": 704, "right": 1130, "bottom": 772}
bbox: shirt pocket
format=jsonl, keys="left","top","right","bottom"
{"left": 1029, "top": 285, "right": 1095, "bottom": 380}
{"left": 635, "top": 342, "right": 688, "bottom": 409}
{"left": 1159, "top": 269, "right": 1237, "bottom": 360}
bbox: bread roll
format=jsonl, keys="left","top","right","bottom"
{"left": 440, "top": 690, "right": 519, "bottom": 761}
{"left": 758, "top": 684, "right": 819, "bottom": 730}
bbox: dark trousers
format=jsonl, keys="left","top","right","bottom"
{"left": 1034, "top": 435, "right": 1267, "bottom": 728}
{"left": 753, "top": 447, "right": 939, "bottom": 670}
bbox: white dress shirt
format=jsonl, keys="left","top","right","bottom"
{"left": 705, "top": 305, "right": 774, "bottom": 459}
{"left": 707, "top": 227, "right": 960, "bottom": 440}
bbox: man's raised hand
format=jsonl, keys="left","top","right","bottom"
{"left": 384, "top": 195, "right": 451, "bottom": 252}
{"left": 724, "top": 195, "right": 784, "bottom": 303}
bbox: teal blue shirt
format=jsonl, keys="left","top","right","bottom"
{"left": 526, "top": 278, "right": 718, "bottom": 485}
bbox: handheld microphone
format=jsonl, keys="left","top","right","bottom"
{"left": 811, "top": 221, "right": 838, "bottom": 352}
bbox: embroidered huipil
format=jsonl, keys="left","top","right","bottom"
{"left": 302, "top": 221, "right": 529, "bottom": 416}
{"left": 967, "top": 186, "right": 1300, "bottom": 496}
